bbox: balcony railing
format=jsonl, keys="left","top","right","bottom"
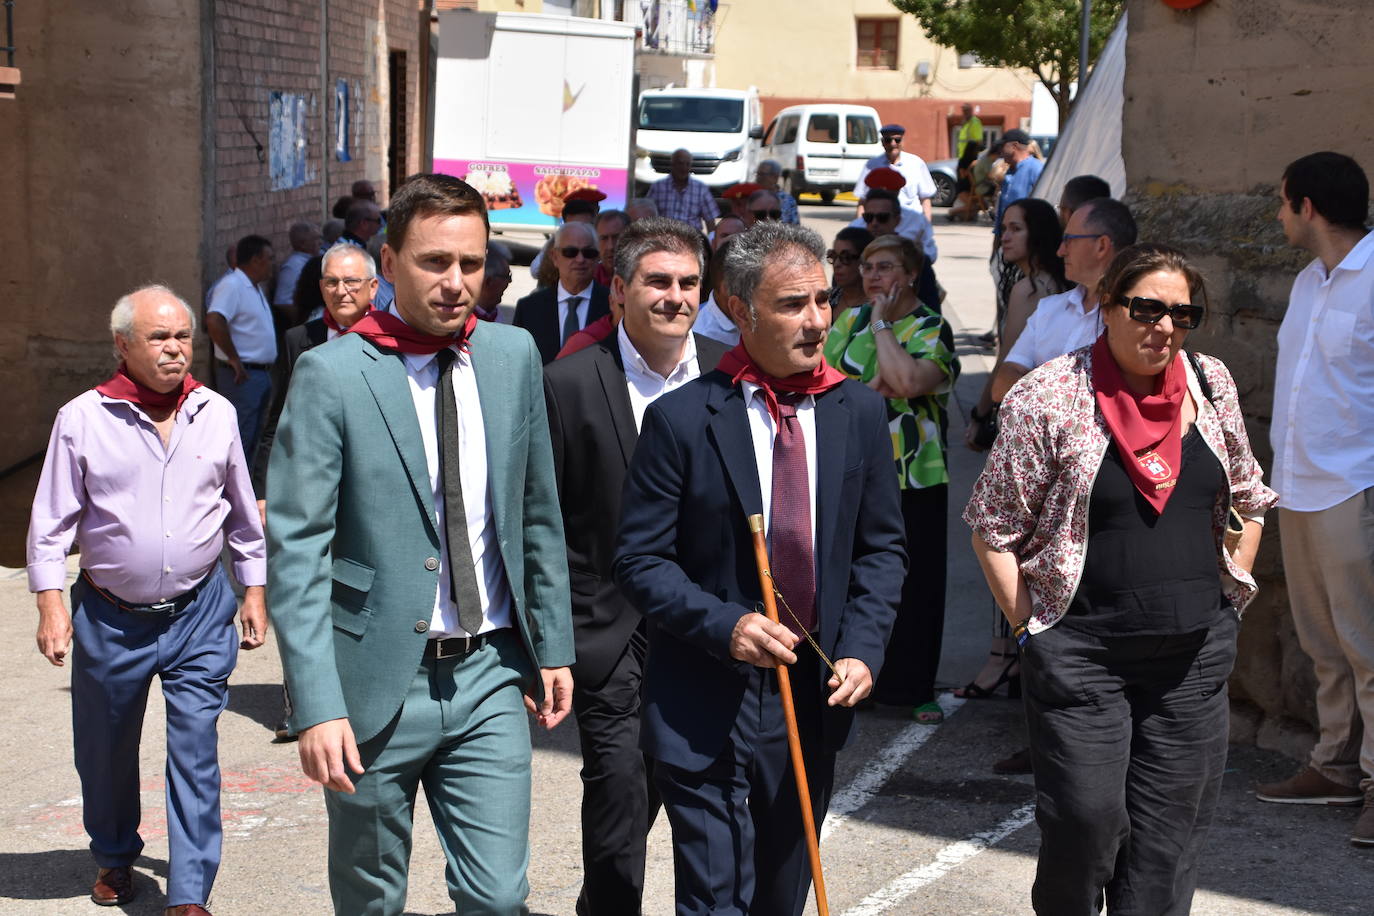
{"left": 626, "top": 0, "right": 715, "bottom": 57}
{"left": 1, "top": 0, "right": 18, "bottom": 100}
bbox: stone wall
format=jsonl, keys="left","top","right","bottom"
{"left": 1123, "top": 0, "right": 1374, "bottom": 758}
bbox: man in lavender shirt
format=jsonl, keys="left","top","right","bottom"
{"left": 27, "top": 285, "right": 267, "bottom": 916}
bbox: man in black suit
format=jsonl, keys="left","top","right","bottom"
{"left": 514, "top": 221, "right": 610, "bottom": 363}
{"left": 544, "top": 217, "right": 730, "bottom": 915}
{"left": 613, "top": 221, "right": 906, "bottom": 916}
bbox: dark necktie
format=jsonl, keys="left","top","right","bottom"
{"left": 562, "top": 296, "right": 583, "bottom": 345}
{"left": 769, "top": 392, "right": 816, "bottom": 637}
{"left": 435, "top": 348, "right": 485, "bottom": 636}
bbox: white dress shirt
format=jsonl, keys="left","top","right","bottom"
{"left": 557, "top": 282, "right": 592, "bottom": 335}
{"left": 208, "top": 268, "right": 278, "bottom": 363}
{"left": 618, "top": 324, "right": 701, "bottom": 431}
{"left": 743, "top": 383, "right": 818, "bottom": 554}
{"left": 1004, "top": 285, "right": 1101, "bottom": 371}
{"left": 854, "top": 151, "right": 937, "bottom": 210}
{"left": 1271, "top": 230, "right": 1374, "bottom": 512}
{"left": 693, "top": 294, "right": 740, "bottom": 347}
{"left": 400, "top": 345, "right": 514, "bottom": 638}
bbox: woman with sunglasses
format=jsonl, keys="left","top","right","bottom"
{"left": 825, "top": 234, "right": 959, "bottom": 724}
{"left": 826, "top": 226, "right": 874, "bottom": 318}
{"left": 964, "top": 244, "right": 1276, "bottom": 915}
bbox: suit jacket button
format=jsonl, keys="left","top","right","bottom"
{"left": 415, "top": 620, "right": 430, "bottom": 633}
{"left": 424, "top": 557, "right": 439, "bottom": 570}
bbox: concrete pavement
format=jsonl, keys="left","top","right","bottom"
{"left": 0, "top": 206, "right": 1367, "bottom": 914}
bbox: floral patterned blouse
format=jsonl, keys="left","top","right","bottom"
{"left": 825, "top": 302, "right": 960, "bottom": 490}
{"left": 962, "top": 345, "right": 1278, "bottom": 633}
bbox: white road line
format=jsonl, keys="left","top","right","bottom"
{"left": 840, "top": 803, "right": 1038, "bottom": 916}
{"left": 821, "top": 692, "right": 966, "bottom": 841}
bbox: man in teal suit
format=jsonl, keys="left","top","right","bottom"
{"left": 267, "top": 173, "right": 574, "bottom": 915}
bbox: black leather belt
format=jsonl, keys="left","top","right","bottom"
{"left": 217, "top": 359, "right": 272, "bottom": 371}
{"left": 80, "top": 569, "right": 211, "bottom": 617}
{"left": 424, "top": 630, "right": 501, "bottom": 660}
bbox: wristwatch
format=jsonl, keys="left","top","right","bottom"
{"left": 870, "top": 319, "right": 895, "bottom": 334}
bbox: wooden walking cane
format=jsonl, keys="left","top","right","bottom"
{"left": 747, "top": 513, "right": 831, "bottom": 916}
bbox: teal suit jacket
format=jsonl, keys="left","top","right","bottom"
{"left": 266, "top": 322, "right": 574, "bottom": 743}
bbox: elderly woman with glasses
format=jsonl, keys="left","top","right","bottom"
{"left": 964, "top": 243, "right": 1277, "bottom": 915}
{"left": 824, "top": 234, "right": 959, "bottom": 724}
{"left": 754, "top": 158, "right": 799, "bottom": 224}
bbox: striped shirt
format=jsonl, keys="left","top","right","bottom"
{"left": 647, "top": 175, "right": 718, "bottom": 231}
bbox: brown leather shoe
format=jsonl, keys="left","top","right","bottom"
{"left": 1256, "top": 765, "right": 1363, "bottom": 806}
{"left": 165, "top": 905, "right": 213, "bottom": 915}
{"left": 91, "top": 866, "right": 137, "bottom": 906}
{"left": 1353, "top": 791, "right": 1374, "bottom": 848}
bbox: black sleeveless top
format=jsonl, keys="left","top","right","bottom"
{"left": 1064, "top": 425, "right": 1230, "bottom": 635}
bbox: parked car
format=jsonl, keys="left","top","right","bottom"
{"left": 926, "top": 134, "right": 1058, "bottom": 208}
{"left": 760, "top": 103, "right": 883, "bottom": 204}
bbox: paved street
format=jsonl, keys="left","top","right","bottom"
{"left": 1, "top": 205, "right": 1368, "bottom": 914}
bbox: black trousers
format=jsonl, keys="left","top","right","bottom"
{"left": 654, "top": 649, "right": 835, "bottom": 916}
{"left": 573, "top": 627, "right": 660, "bottom": 916}
{"left": 1021, "top": 613, "right": 1237, "bottom": 916}
{"left": 873, "top": 484, "right": 947, "bottom": 707}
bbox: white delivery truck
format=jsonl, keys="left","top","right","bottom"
{"left": 432, "top": 10, "right": 637, "bottom": 233}
{"left": 633, "top": 87, "right": 764, "bottom": 194}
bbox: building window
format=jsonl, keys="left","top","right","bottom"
{"left": 856, "top": 18, "right": 899, "bottom": 71}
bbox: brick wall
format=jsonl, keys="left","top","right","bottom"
{"left": 209, "top": 0, "right": 424, "bottom": 295}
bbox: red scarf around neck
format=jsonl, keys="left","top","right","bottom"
{"left": 345, "top": 307, "right": 477, "bottom": 355}
{"left": 1091, "top": 334, "right": 1187, "bottom": 515}
{"left": 322, "top": 304, "right": 372, "bottom": 333}
{"left": 95, "top": 364, "right": 203, "bottom": 412}
{"left": 716, "top": 343, "right": 848, "bottom": 424}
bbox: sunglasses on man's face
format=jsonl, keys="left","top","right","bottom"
{"left": 1119, "top": 296, "right": 1205, "bottom": 330}
{"left": 826, "top": 250, "right": 858, "bottom": 265}
{"left": 862, "top": 212, "right": 894, "bottom": 225}
{"left": 560, "top": 246, "right": 600, "bottom": 261}
{"left": 881, "top": 136, "right": 903, "bottom": 144}
{"left": 751, "top": 209, "right": 782, "bottom": 221}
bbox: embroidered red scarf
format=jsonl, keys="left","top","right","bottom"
{"left": 1091, "top": 334, "right": 1187, "bottom": 515}
{"left": 95, "top": 364, "right": 203, "bottom": 412}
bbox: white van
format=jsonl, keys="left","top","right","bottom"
{"left": 761, "top": 104, "right": 883, "bottom": 203}
{"left": 633, "top": 87, "right": 764, "bottom": 193}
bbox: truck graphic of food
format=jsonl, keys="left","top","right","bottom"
{"left": 464, "top": 167, "right": 523, "bottom": 211}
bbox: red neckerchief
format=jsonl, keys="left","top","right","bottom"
{"left": 322, "top": 304, "right": 372, "bottom": 333}
{"left": 345, "top": 307, "right": 477, "bottom": 355}
{"left": 716, "top": 343, "right": 847, "bottom": 425}
{"left": 1091, "top": 334, "right": 1187, "bottom": 515}
{"left": 95, "top": 364, "right": 203, "bottom": 412}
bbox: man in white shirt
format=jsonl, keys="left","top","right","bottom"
{"left": 1256, "top": 152, "right": 1374, "bottom": 849}
{"left": 273, "top": 221, "right": 321, "bottom": 320}
{"left": 854, "top": 123, "right": 936, "bottom": 222}
{"left": 543, "top": 217, "right": 729, "bottom": 914}
{"left": 206, "top": 234, "right": 277, "bottom": 459}
{"left": 515, "top": 221, "right": 612, "bottom": 364}
{"left": 988, "top": 198, "right": 1137, "bottom": 403}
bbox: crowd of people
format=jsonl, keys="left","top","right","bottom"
{"left": 23, "top": 141, "right": 1374, "bottom": 916}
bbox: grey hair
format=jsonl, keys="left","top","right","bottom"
{"left": 720, "top": 222, "right": 826, "bottom": 326}
{"left": 110, "top": 284, "right": 196, "bottom": 354}
{"left": 555, "top": 221, "right": 596, "bottom": 247}
{"left": 321, "top": 241, "right": 377, "bottom": 278}
{"left": 612, "top": 216, "right": 707, "bottom": 286}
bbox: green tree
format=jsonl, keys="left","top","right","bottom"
{"left": 889, "top": 0, "right": 1123, "bottom": 131}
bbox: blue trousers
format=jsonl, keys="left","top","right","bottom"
{"left": 70, "top": 565, "right": 239, "bottom": 908}
{"left": 213, "top": 364, "right": 273, "bottom": 461}
{"left": 324, "top": 629, "right": 534, "bottom": 916}
{"left": 654, "top": 650, "right": 836, "bottom": 916}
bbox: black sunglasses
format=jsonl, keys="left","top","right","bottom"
{"left": 560, "top": 246, "right": 599, "bottom": 261}
{"left": 826, "top": 250, "right": 858, "bottom": 265}
{"left": 862, "top": 212, "right": 894, "bottom": 224}
{"left": 881, "top": 135, "right": 903, "bottom": 144}
{"left": 1119, "top": 296, "right": 1205, "bottom": 330}
{"left": 751, "top": 209, "right": 782, "bottom": 220}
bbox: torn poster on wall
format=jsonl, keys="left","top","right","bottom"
{"left": 270, "top": 91, "right": 312, "bottom": 190}
{"left": 334, "top": 79, "right": 351, "bottom": 162}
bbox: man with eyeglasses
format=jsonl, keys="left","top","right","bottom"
{"left": 854, "top": 123, "right": 936, "bottom": 222}
{"left": 516, "top": 221, "right": 612, "bottom": 364}
{"left": 744, "top": 188, "right": 783, "bottom": 227}
{"left": 993, "top": 129, "right": 1044, "bottom": 241}
{"left": 341, "top": 199, "right": 384, "bottom": 248}
{"left": 755, "top": 159, "right": 800, "bottom": 224}
{"left": 847, "top": 170, "right": 939, "bottom": 307}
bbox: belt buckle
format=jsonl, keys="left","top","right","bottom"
{"left": 147, "top": 599, "right": 178, "bottom": 615}
{"left": 434, "top": 636, "right": 472, "bottom": 660}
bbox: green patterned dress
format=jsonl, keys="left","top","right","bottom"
{"left": 824, "top": 302, "right": 960, "bottom": 490}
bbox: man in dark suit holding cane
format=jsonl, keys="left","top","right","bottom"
{"left": 613, "top": 221, "right": 906, "bottom": 916}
